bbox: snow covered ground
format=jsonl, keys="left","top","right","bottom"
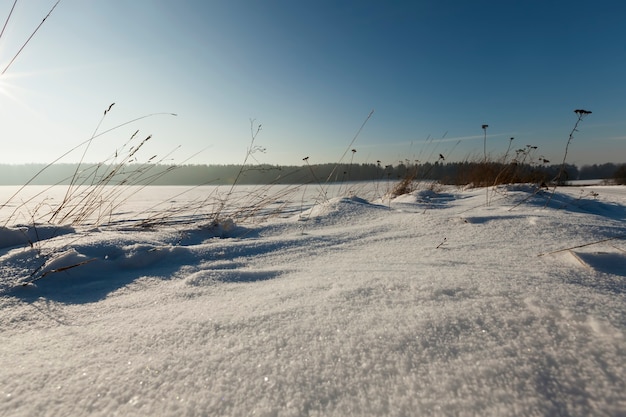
{"left": 1, "top": 182, "right": 625, "bottom": 416}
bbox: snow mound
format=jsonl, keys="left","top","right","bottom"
{"left": 499, "top": 185, "right": 626, "bottom": 219}
{"left": 0, "top": 224, "right": 75, "bottom": 250}
{"left": 391, "top": 189, "right": 462, "bottom": 210}
{"left": 296, "top": 195, "right": 388, "bottom": 223}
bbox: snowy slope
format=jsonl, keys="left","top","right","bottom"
{"left": 1, "top": 184, "right": 625, "bottom": 416}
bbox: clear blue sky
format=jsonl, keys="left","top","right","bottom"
{"left": 1, "top": 0, "right": 624, "bottom": 167}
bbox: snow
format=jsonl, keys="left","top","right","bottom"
{"left": 1, "top": 183, "right": 625, "bottom": 416}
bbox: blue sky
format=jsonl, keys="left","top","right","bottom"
{"left": 0, "top": 0, "right": 624, "bottom": 167}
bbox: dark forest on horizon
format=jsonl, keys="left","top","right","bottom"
{"left": 0, "top": 162, "right": 624, "bottom": 186}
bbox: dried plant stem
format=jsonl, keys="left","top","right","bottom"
{"left": 0, "top": 0, "right": 18, "bottom": 41}
{"left": 212, "top": 120, "right": 264, "bottom": 222}
{"left": 25, "top": 257, "right": 97, "bottom": 285}
{"left": 299, "top": 158, "right": 324, "bottom": 202}
{"left": 1, "top": 111, "right": 176, "bottom": 227}
{"left": 57, "top": 103, "right": 116, "bottom": 219}
{"left": 324, "top": 109, "right": 374, "bottom": 188}
{"left": 546, "top": 109, "right": 591, "bottom": 206}
{"left": 1, "top": 0, "right": 61, "bottom": 76}
{"left": 482, "top": 124, "right": 489, "bottom": 206}
{"left": 554, "top": 111, "right": 587, "bottom": 185}
{"left": 538, "top": 234, "right": 625, "bottom": 257}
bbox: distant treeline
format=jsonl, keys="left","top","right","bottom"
{"left": 0, "top": 162, "right": 623, "bottom": 186}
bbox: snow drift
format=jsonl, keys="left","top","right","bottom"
{"left": 1, "top": 184, "right": 624, "bottom": 416}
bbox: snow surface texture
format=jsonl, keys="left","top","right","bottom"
{"left": 1, "top": 183, "right": 625, "bottom": 417}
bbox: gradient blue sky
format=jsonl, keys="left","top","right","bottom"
{"left": 1, "top": 0, "right": 624, "bottom": 167}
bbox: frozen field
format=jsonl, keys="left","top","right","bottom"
{"left": 1, "top": 182, "right": 625, "bottom": 416}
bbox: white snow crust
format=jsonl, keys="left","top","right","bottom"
{"left": 1, "top": 183, "right": 625, "bottom": 416}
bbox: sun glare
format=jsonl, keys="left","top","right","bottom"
{"left": 0, "top": 72, "right": 23, "bottom": 104}
{"left": 0, "top": 77, "right": 12, "bottom": 99}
